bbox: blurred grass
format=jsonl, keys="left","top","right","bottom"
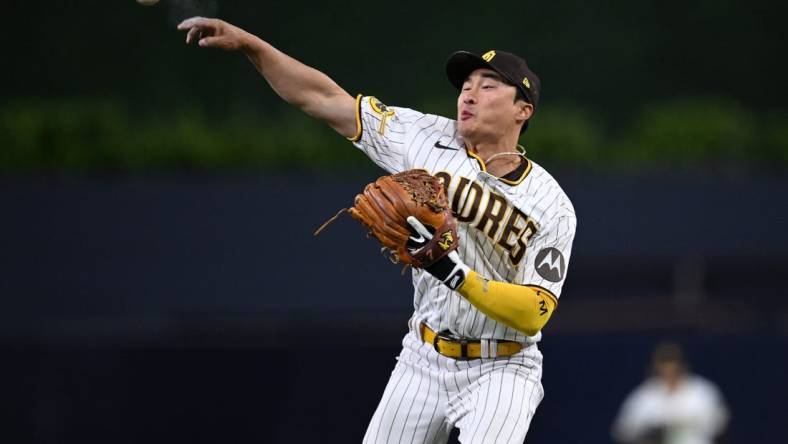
{"left": 1, "top": 97, "right": 786, "bottom": 173}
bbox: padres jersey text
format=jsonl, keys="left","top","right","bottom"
{"left": 352, "top": 95, "right": 576, "bottom": 344}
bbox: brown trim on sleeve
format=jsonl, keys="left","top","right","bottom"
{"left": 346, "top": 94, "right": 363, "bottom": 142}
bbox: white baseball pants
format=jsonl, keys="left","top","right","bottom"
{"left": 363, "top": 332, "right": 544, "bottom": 444}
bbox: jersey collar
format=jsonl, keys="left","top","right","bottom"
{"left": 465, "top": 145, "right": 532, "bottom": 186}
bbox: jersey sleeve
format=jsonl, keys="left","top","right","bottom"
{"left": 348, "top": 94, "right": 423, "bottom": 174}
{"left": 520, "top": 213, "right": 576, "bottom": 302}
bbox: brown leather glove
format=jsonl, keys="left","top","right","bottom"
{"left": 348, "top": 169, "right": 459, "bottom": 268}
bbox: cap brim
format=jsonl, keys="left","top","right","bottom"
{"left": 446, "top": 51, "right": 490, "bottom": 90}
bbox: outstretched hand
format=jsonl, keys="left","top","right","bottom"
{"left": 177, "top": 17, "right": 250, "bottom": 51}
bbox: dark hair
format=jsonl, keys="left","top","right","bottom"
{"left": 652, "top": 341, "right": 685, "bottom": 366}
{"left": 513, "top": 87, "right": 528, "bottom": 104}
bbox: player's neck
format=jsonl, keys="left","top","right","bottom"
{"left": 464, "top": 135, "right": 524, "bottom": 178}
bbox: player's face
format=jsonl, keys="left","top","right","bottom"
{"left": 456, "top": 69, "right": 532, "bottom": 141}
{"left": 655, "top": 361, "right": 684, "bottom": 390}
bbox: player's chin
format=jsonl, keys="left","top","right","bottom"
{"left": 457, "top": 121, "right": 476, "bottom": 139}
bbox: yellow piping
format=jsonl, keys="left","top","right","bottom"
{"left": 465, "top": 145, "right": 532, "bottom": 185}
{"left": 346, "top": 94, "right": 363, "bottom": 142}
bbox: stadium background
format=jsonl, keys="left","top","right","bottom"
{"left": 2, "top": 0, "right": 787, "bottom": 442}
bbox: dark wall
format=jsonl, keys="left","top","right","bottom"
{"left": 2, "top": 175, "right": 787, "bottom": 322}
{"left": 1, "top": 175, "right": 787, "bottom": 443}
{"left": 4, "top": 334, "right": 787, "bottom": 443}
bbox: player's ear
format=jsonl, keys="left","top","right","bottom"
{"left": 514, "top": 101, "right": 533, "bottom": 126}
{"left": 518, "top": 102, "right": 533, "bottom": 120}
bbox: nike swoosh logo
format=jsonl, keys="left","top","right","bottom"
{"left": 410, "top": 234, "right": 426, "bottom": 243}
{"left": 434, "top": 141, "right": 459, "bottom": 150}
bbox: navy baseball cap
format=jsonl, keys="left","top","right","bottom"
{"left": 446, "top": 50, "right": 541, "bottom": 132}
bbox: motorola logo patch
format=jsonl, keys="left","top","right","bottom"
{"left": 535, "top": 248, "right": 566, "bottom": 282}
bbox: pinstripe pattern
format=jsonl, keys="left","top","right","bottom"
{"left": 363, "top": 333, "right": 544, "bottom": 444}
{"left": 354, "top": 96, "right": 573, "bottom": 442}
{"left": 353, "top": 96, "right": 576, "bottom": 343}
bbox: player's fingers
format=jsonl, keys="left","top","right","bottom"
{"left": 186, "top": 27, "right": 201, "bottom": 44}
{"left": 177, "top": 16, "right": 207, "bottom": 30}
{"left": 198, "top": 36, "right": 226, "bottom": 48}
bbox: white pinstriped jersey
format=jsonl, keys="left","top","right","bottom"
{"left": 352, "top": 95, "right": 576, "bottom": 344}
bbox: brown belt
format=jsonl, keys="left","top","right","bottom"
{"left": 419, "top": 323, "right": 523, "bottom": 360}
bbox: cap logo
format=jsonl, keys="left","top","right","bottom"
{"left": 482, "top": 50, "right": 496, "bottom": 62}
{"left": 522, "top": 77, "right": 531, "bottom": 89}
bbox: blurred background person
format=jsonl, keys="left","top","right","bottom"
{"left": 612, "top": 342, "right": 729, "bottom": 444}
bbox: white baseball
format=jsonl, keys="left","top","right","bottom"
{"left": 136, "top": 0, "right": 160, "bottom": 6}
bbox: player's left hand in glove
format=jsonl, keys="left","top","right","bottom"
{"left": 316, "top": 169, "right": 464, "bottom": 282}
{"left": 406, "top": 216, "right": 470, "bottom": 290}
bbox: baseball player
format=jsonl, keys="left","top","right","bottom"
{"left": 612, "top": 342, "right": 729, "bottom": 444}
{"left": 178, "top": 17, "right": 576, "bottom": 443}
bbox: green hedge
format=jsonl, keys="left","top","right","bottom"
{"left": 0, "top": 99, "right": 368, "bottom": 174}
{"left": 1, "top": 98, "right": 785, "bottom": 173}
{"left": 524, "top": 98, "right": 788, "bottom": 170}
